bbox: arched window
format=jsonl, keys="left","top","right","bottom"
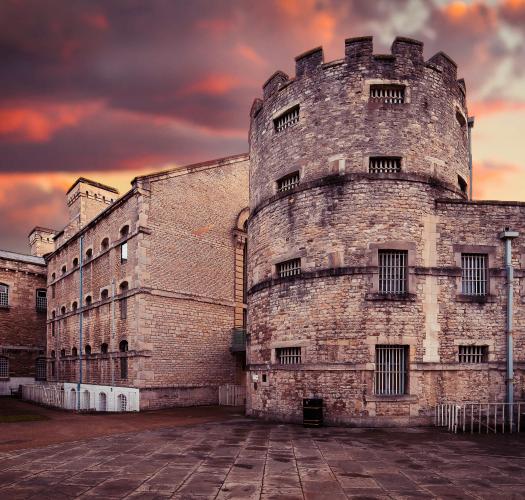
{"left": 35, "top": 358, "right": 46, "bottom": 380}
{"left": 61, "top": 306, "right": 66, "bottom": 315}
{"left": 117, "top": 394, "right": 127, "bottom": 411}
{"left": 0, "top": 357, "right": 9, "bottom": 378}
{"left": 72, "top": 301, "right": 78, "bottom": 311}
{"left": 101, "top": 289, "right": 109, "bottom": 300}
{"left": 86, "top": 248, "right": 93, "bottom": 260}
{"left": 0, "top": 284, "right": 9, "bottom": 308}
{"left": 60, "top": 349, "right": 66, "bottom": 358}
{"left": 99, "top": 392, "right": 107, "bottom": 411}
{"left": 70, "top": 388, "right": 77, "bottom": 410}
{"left": 119, "top": 340, "right": 128, "bottom": 380}
{"left": 51, "top": 272, "right": 56, "bottom": 280}
{"left": 36, "top": 289, "right": 47, "bottom": 311}
{"left": 85, "top": 345, "right": 92, "bottom": 356}
{"left": 85, "top": 295, "right": 92, "bottom": 306}
{"left": 101, "top": 343, "right": 108, "bottom": 354}
{"left": 51, "top": 350, "right": 56, "bottom": 358}
{"left": 120, "top": 225, "right": 129, "bottom": 238}
{"left": 72, "top": 347, "right": 78, "bottom": 357}
{"left": 82, "top": 390, "right": 90, "bottom": 410}
{"left": 119, "top": 282, "right": 129, "bottom": 320}
{"left": 73, "top": 257, "right": 79, "bottom": 267}
{"left": 101, "top": 237, "right": 110, "bottom": 251}
{"left": 61, "top": 265, "right": 67, "bottom": 275}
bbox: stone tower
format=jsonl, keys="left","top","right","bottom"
{"left": 247, "top": 37, "right": 473, "bottom": 426}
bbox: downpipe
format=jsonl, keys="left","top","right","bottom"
{"left": 467, "top": 117, "right": 474, "bottom": 200}
{"left": 77, "top": 235, "right": 84, "bottom": 411}
{"left": 499, "top": 228, "right": 518, "bottom": 423}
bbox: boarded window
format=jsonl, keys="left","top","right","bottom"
{"left": 461, "top": 254, "right": 487, "bottom": 296}
{"left": 276, "top": 347, "right": 302, "bottom": 365}
{"left": 121, "top": 242, "right": 128, "bottom": 263}
{"left": 274, "top": 105, "right": 299, "bottom": 132}
{"left": 375, "top": 345, "right": 408, "bottom": 395}
{"left": 378, "top": 250, "right": 408, "bottom": 294}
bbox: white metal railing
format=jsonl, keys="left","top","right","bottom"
{"left": 375, "top": 345, "right": 407, "bottom": 395}
{"left": 22, "top": 383, "right": 64, "bottom": 408}
{"left": 379, "top": 250, "right": 407, "bottom": 294}
{"left": 435, "top": 402, "right": 524, "bottom": 433}
{"left": 369, "top": 157, "right": 401, "bottom": 173}
{"left": 274, "top": 106, "right": 299, "bottom": 132}
{"left": 370, "top": 86, "right": 405, "bottom": 104}
{"left": 277, "top": 258, "right": 301, "bottom": 278}
{"left": 277, "top": 347, "right": 302, "bottom": 365}
{"left": 277, "top": 172, "right": 300, "bottom": 192}
{"left": 219, "top": 384, "right": 246, "bottom": 406}
{"left": 461, "top": 253, "right": 487, "bottom": 296}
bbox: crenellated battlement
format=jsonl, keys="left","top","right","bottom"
{"left": 255, "top": 36, "right": 463, "bottom": 102}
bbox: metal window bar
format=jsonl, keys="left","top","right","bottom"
{"left": 0, "top": 285, "right": 8, "bottom": 307}
{"left": 35, "top": 359, "right": 47, "bottom": 380}
{"left": 274, "top": 106, "right": 300, "bottom": 132}
{"left": 370, "top": 85, "right": 405, "bottom": 104}
{"left": 379, "top": 250, "right": 407, "bottom": 294}
{"left": 0, "top": 357, "right": 8, "bottom": 378}
{"left": 458, "top": 345, "right": 488, "bottom": 363}
{"left": 375, "top": 345, "right": 407, "bottom": 395}
{"left": 369, "top": 157, "right": 401, "bottom": 173}
{"left": 277, "top": 258, "right": 301, "bottom": 278}
{"left": 277, "top": 172, "right": 300, "bottom": 192}
{"left": 36, "top": 290, "right": 47, "bottom": 311}
{"left": 461, "top": 254, "right": 487, "bottom": 295}
{"left": 277, "top": 347, "right": 302, "bottom": 365}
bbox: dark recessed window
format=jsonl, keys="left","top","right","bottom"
{"left": 72, "top": 347, "right": 78, "bottom": 357}
{"left": 60, "top": 306, "right": 66, "bottom": 315}
{"left": 101, "top": 343, "right": 108, "bottom": 354}
{"left": 101, "top": 289, "right": 109, "bottom": 300}
{"left": 85, "top": 295, "right": 92, "bottom": 306}
{"left": 456, "top": 109, "right": 467, "bottom": 127}
{"left": 369, "top": 157, "right": 401, "bottom": 173}
{"left": 459, "top": 345, "right": 488, "bottom": 363}
{"left": 36, "top": 289, "right": 47, "bottom": 311}
{"left": 458, "top": 175, "right": 467, "bottom": 194}
{"left": 378, "top": 250, "right": 408, "bottom": 294}
{"left": 277, "top": 171, "right": 300, "bottom": 192}
{"left": 72, "top": 301, "right": 78, "bottom": 311}
{"left": 85, "top": 345, "right": 91, "bottom": 356}
{"left": 86, "top": 248, "right": 93, "bottom": 260}
{"left": 73, "top": 257, "right": 79, "bottom": 267}
{"left": 101, "top": 238, "right": 109, "bottom": 251}
{"left": 274, "top": 105, "right": 299, "bottom": 133}
{"left": 370, "top": 85, "right": 405, "bottom": 104}
{"left": 375, "top": 345, "right": 408, "bottom": 395}
{"left": 120, "top": 225, "right": 129, "bottom": 238}
{"left": 277, "top": 258, "right": 301, "bottom": 278}
{"left": 276, "top": 347, "right": 301, "bottom": 365}
{"left": 61, "top": 265, "right": 67, "bottom": 275}
{"left": 60, "top": 349, "right": 66, "bottom": 358}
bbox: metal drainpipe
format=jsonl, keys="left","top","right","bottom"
{"left": 111, "top": 278, "right": 115, "bottom": 387}
{"left": 499, "top": 228, "right": 518, "bottom": 409}
{"left": 77, "top": 235, "right": 84, "bottom": 411}
{"left": 467, "top": 117, "right": 475, "bottom": 200}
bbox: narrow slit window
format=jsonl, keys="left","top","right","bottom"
{"left": 378, "top": 250, "right": 408, "bottom": 294}
{"left": 277, "top": 258, "right": 301, "bottom": 278}
{"left": 458, "top": 345, "right": 488, "bottom": 363}
{"left": 276, "top": 347, "right": 302, "bottom": 365}
{"left": 458, "top": 175, "right": 467, "bottom": 194}
{"left": 370, "top": 85, "right": 405, "bottom": 104}
{"left": 277, "top": 172, "right": 300, "bottom": 192}
{"left": 274, "top": 105, "right": 300, "bottom": 133}
{"left": 121, "top": 242, "right": 128, "bottom": 263}
{"left": 369, "top": 157, "right": 401, "bottom": 173}
{"left": 374, "top": 345, "right": 408, "bottom": 395}
{"left": 461, "top": 254, "right": 487, "bottom": 296}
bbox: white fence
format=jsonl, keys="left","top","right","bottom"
{"left": 219, "top": 384, "right": 246, "bottom": 406}
{"left": 435, "top": 402, "right": 524, "bottom": 434}
{"left": 22, "top": 383, "right": 140, "bottom": 412}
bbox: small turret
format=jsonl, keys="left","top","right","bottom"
{"left": 28, "top": 227, "right": 57, "bottom": 257}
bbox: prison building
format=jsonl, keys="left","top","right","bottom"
{"left": 246, "top": 36, "right": 525, "bottom": 426}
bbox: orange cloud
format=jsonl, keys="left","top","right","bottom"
{"left": 442, "top": 1, "right": 497, "bottom": 32}
{"left": 195, "top": 18, "right": 234, "bottom": 35}
{"left": 504, "top": 0, "right": 525, "bottom": 10}
{"left": 236, "top": 44, "right": 266, "bottom": 66}
{"left": 0, "top": 101, "right": 102, "bottom": 142}
{"left": 473, "top": 161, "right": 524, "bottom": 200}
{"left": 179, "top": 74, "right": 242, "bottom": 96}
{"left": 469, "top": 100, "right": 525, "bottom": 117}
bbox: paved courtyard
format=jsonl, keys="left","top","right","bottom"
{"left": 0, "top": 416, "right": 524, "bottom": 499}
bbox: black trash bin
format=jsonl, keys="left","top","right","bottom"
{"left": 303, "top": 398, "right": 323, "bottom": 427}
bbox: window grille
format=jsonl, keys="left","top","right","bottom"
{"left": 0, "top": 357, "right": 8, "bottom": 378}
{"left": 277, "top": 172, "right": 300, "bottom": 192}
{"left": 121, "top": 242, "right": 128, "bottom": 262}
{"left": 35, "top": 358, "right": 46, "bottom": 380}
{"left": 118, "top": 394, "right": 127, "bottom": 411}
{"left": 35, "top": 289, "right": 47, "bottom": 311}
{"left": 375, "top": 345, "right": 408, "bottom": 395}
{"left": 461, "top": 254, "right": 487, "bottom": 296}
{"left": 276, "top": 347, "right": 302, "bottom": 365}
{"left": 274, "top": 106, "right": 299, "bottom": 132}
{"left": 459, "top": 345, "right": 488, "bottom": 363}
{"left": 0, "top": 284, "right": 8, "bottom": 307}
{"left": 370, "top": 85, "right": 405, "bottom": 104}
{"left": 277, "top": 258, "right": 301, "bottom": 278}
{"left": 378, "top": 250, "right": 407, "bottom": 294}
{"left": 369, "top": 157, "right": 401, "bottom": 173}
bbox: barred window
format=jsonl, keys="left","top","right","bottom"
{"left": 35, "top": 358, "right": 46, "bottom": 380}
{"left": 459, "top": 345, "right": 488, "bottom": 363}
{"left": 370, "top": 85, "right": 405, "bottom": 104}
{"left": 369, "top": 157, "right": 401, "bottom": 173}
{"left": 277, "top": 258, "right": 301, "bottom": 278}
{"left": 0, "top": 357, "right": 8, "bottom": 378}
{"left": 276, "top": 347, "right": 302, "bottom": 365}
{"left": 274, "top": 105, "right": 299, "bottom": 132}
{"left": 461, "top": 254, "right": 487, "bottom": 296}
{"left": 36, "top": 289, "right": 47, "bottom": 311}
{"left": 277, "top": 171, "right": 300, "bottom": 192}
{"left": 375, "top": 345, "right": 408, "bottom": 395}
{"left": 0, "top": 283, "right": 8, "bottom": 307}
{"left": 378, "top": 250, "right": 408, "bottom": 294}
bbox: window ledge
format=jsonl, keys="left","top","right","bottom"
{"left": 365, "top": 394, "right": 417, "bottom": 403}
{"left": 365, "top": 293, "right": 416, "bottom": 302}
{"left": 456, "top": 294, "right": 496, "bottom": 303}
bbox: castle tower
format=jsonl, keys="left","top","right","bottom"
{"left": 28, "top": 227, "right": 57, "bottom": 257}
{"left": 247, "top": 37, "right": 472, "bottom": 426}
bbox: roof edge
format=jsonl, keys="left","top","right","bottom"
{"left": 66, "top": 177, "right": 119, "bottom": 195}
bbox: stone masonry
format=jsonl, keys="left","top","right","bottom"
{"left": 246, "top": 36, "right": 525, "bottom": 425}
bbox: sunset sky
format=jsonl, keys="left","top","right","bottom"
{"left": 0, "top": 0, "right": 524, "bottom": 252}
